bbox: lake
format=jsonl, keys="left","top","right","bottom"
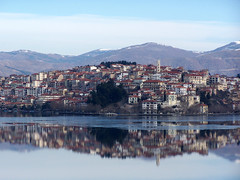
{"left": 0, "top": 114, "right": 240, "bottom": 180}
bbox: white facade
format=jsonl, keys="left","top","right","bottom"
{"left": 157, "top": 60, "right": 161, "bottom": 73}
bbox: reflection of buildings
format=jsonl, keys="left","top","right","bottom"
{"left": 0, "top": 123, "right": 239, "bottom": 165}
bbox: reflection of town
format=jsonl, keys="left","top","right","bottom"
{"left": 0, "top": 123, "right": 240, "bottom": 166}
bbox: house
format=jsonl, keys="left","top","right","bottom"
{"left": 2, "top": 87, "right": 14, "bottom": 96}
{"left": 131, "top": 78, "right": 145, "bottom": 89}
{"left": 210, "top": 83, "right": 227, "bottom": 91}
{"left": 175, "top": 86, "right": 187, "bottom": 96}
{"left": 78, "top": 65, "right": 97, "bottom": 72}
{"left": 198, "top": 104, "right": 208, "bottom": 114}
{"left": 161, "top": 92, "right": 179, "bottom": 108}
{"left": 132, "top": 69, "right": 144, "bottom": 78}
{"left": 116, "top": 80, "right": 133, "bottom": 91}
{"left": 14, "top": 87, "right": 26, "bottom": 97}
{"left": 184, "top": 74, "right": 207, "bottom": 87}
{"left": 32, "top": 80, "right": 43, "bottom": 88}
{"left": 142, "top": 80, "right": 165, "bottom": 91}
{"left": 37, "top": 94, "right": 62, "bottom": 104}
{"left": 187, "top": 88, "right": 196, "bottom": 95}
{"left": 116, "top": 71, "right": 129, "bottom": 80}
{"left": 152, "top": 73, "right": 162, "bottom": 80}
{"left": 38, "top": 72, "right": 48, "bottom": 81}
{"left": 142, "top": 100, "right": 158, "bottom": 114}
{"left": 128, "top": 95, "right": 139, "bottom": 104}
{"left": 180, "top": 95, "right": 200, "bottom": 107}
{"left": 209, "top": 74, "right": 220, "bottom": 84}
{"left": 78, "top": 78, "right": 91, "bottom": 90}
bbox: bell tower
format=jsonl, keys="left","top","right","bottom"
{"left": 157, "top": 60, "right": 161, "bottom": 73}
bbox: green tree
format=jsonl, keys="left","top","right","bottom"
{"left": 88, "top": 79, "right": 127, "bottom": 107}
{"left": 100, "top": 61, "right": 136, "bottom": 68}
{"left": 200, "top": 91, "right": 210, "bottom": 105}
{"left": 41, "top": 102, "right": 51, "bottom": 111}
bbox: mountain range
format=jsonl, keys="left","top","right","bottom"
{"left": 0, "top": 41, "right": 239, "bottom": 76}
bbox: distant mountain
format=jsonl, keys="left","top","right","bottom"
{"left": 0, "top": 50, "right": 75, "bottom": 76}
{"left": 211, "top": 144, "right": 240, "bottom": 163}
{"left": 76, "top": 42, "right": 198, "bottom": 68}
{"left": 0, "top": 42, "right": 239, "bottom": 76}
{"left": 74, "top": 42, "right": 240, "bottom": 76}
{"left": 81, "top": 49, "right": 113, "bottom": 57}
{"left": 212, "top": 41, "right": 240, "bottom": 52}
{"left": 195, "top": 41, "right": 240, "bottom": 75}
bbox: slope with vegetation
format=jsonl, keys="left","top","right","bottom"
{"left": 87, "top": 79, "right": 127, "bottom": 108}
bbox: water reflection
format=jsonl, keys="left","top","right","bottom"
{"left": 0, "top": 122, "right": 239, "bottom": 166}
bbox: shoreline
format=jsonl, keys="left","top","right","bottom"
{"left": 0, "top": 110, "right": 239, "bottom": 117}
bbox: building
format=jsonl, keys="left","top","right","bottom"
{"left": 142, "top": 80, "right": 165, "bottom": 91}
{"left": 157, "top": 60, "right": 161, "bottom": 73}
{"left": 161, "top": 92, "right": 179, "bottom": 108}
{"left": 175, "top": 86, "right": 187, "bottom": 96}
{"left": 37, "top": 94, "right": 62, "bottom": 104}
{"left": 142, "top": 100, "right": 158, "bottom": 114}
{"left": 209, "top": 74, "right": 220, "bottom": 84}
{"left": 198, "top": 104, "right": 208, "bottom": 114}
{"left": 180, "top": 95, "right": 200, "bottom": 107}
{"left": 128, "top": 95, "right": 139, "bottom": 104}
{"left": 184, "top": 74, "right": 207, "bottom": 87}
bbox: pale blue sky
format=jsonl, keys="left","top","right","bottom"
{"left": 1, "top": 0, "right": 240, "bottom": 22}
{"left": 0, "top": 0, "right": 239, "bottom": 54}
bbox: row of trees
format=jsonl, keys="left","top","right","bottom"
{"left": 100, "top": 61, "right": 136, "bottom": 68}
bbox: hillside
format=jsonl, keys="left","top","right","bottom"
{"left": 0, "top": 50, "right": 75, "bottom": 76}
{"left": 0, "top": 41, "right": 239, "bottom": 76}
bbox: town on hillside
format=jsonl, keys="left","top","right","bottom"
{"left": 0, "top": 60, "right": 240, "bottom": 115}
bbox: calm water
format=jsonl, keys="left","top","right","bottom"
{"left": 0, "top": 115, "right": 240, "bottom": 180}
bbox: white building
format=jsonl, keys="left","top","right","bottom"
{"left": 157, "top": 60, "right": 161, "bottom": 73}
{"left": 142, "top": 100, "right": 158, "bottom": 114}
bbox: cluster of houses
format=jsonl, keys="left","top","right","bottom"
{"left": 0, "top": 60, "right": 240, "bottom": 114}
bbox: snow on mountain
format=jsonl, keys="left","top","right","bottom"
{"left": 213, "top": 41, "right": 240, "bottom": 52}
{"left": 0, "top": 41, "right": 239, "bottom": 76}
{"left": 81, "top": 48, "right": 112, "bottom": 57}
{"left": 234, "top": 40, "right": 240, "bottom": 44}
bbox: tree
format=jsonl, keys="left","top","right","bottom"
{"left": 20, "top": 105, "right": 27, "bottom": 111}
{"left": 206, "top": 92, "right": 211, "bottom": 100}
{"left": 200, "top": 91, "right": 210, "bottom": 105}
{"left": 88, "top": 79, "right": 127, "bottom": 107}
{"left": 41, "top": 102, "right": 51, "bottom": 111}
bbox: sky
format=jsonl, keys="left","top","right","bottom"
{"left": 0, "top": 0, "right": 239, "bottom": 55}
